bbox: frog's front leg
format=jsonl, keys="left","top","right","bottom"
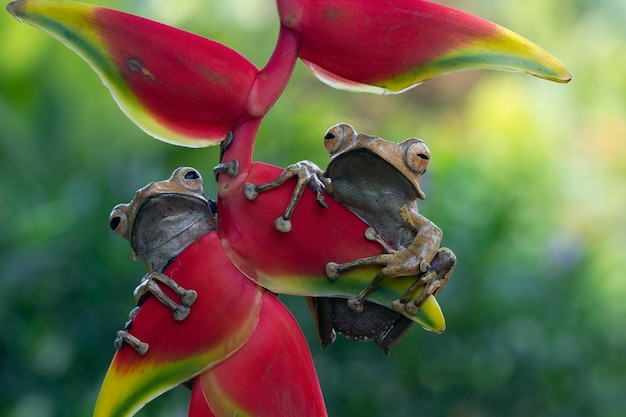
{"left": 133, "top": 269, "right": 197, "bottom": 321}
{"left": 243, "top": 161, "right": 329, "bottom": 232}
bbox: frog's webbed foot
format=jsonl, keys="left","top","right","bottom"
{"left": 133, "top": 272, "right": 197, "bottom": 321}
{"left": 392, "top": 247, "right": 456, "bottom": 315}
{"left": 243, "top": 161, "right": 328, "bottom": 232}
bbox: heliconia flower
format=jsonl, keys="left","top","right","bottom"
{"left": 277, "top": 0, "right": 572, "bottom": 93}
{"left": 94, "top": 232, "right": 265, "bottom": 417}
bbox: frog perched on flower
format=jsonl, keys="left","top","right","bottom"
{"left": 245, "top": 123, "right": 455, "bottom": 318}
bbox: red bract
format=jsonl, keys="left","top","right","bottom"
{"left": 7, "top": 0, "right": 259, "bottom": 147}
{"left": 191, "top": 291, "right": 327, "bottom": 417}
{"left": 278, "top": 0, "right": 571, "bottom": 93}
{"left": 96, "top": 8, "right": 258, "bottom": 143}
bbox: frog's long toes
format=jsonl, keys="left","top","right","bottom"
{"left": 347, "top": 297, "right": 364, "bottom": 314}
{"left": 115, "top": 330, "right": 149, "bottom": 355}
{"left": 181, "top": 290, "right": 197, "bottom": 307}
{"left": 243, "top": 183, "right": 259, "bottom": 200}
{"left": 274, "top": 217, "right": 292, "bottom": 233}
{"left": 391, "top": 299, "right": 406, "bottom": 313}
{"left": 325, "top": 262, "right": 341, "bottom": 280}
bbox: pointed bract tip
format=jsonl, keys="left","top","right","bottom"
{"left": 6, "top": 1, "right": 23, "bottom": 19}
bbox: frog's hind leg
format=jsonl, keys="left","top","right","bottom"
{"left": 392, "top": 247, "right": 456, "bottom": 315}
{"left": 325, "top": 253, "right": 395, "bottom": 280}
{"left": 326, "top": 254, "right": 397, "bottom": 313}
{"left": 243, "top": 161, "right": 328, "bottom": 232}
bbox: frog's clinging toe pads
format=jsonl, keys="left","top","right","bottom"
{"left": 391, "top": 299, "right": 406, "bottom": 313}
{"left": 243, "top": 183, "right": 259, "bottom": 200}
{"left": 274, "top": 217, "right": 292, "bottom": 232}
{"left": 180, "top": 289, "right": 197, "bottom": 307}
{"left": 347, "top": 297, "right": 364, "bottom": 313}
{"left": 325, "top": 262, "right": 341, "bottom": 280}
{"left": 404, "top": 301, "right": 421, "bottom": 316}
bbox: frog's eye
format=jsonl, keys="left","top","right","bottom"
{"left": 176, "top": 167, "right": 203, "bottom": 192}
{"left": 324, "top": 123, "right": 356, "bottom": 155}
{"left": 109, "top": 205, "right": 129, "bottom": 237}
{"left": 404, "top": 140, "right": 431, "bottom": 174}
{"left": 324, "top": 130, "right": 342, "bottom": 154}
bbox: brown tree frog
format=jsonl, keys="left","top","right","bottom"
{"left": 244, "top": 123, "right": 455, "bottom": 317}
{"left": 109, "top": 167, "right": 216, "bottom": 353}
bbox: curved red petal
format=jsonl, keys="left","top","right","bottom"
{"left": 196, "top": 291, "right": 328, "bottom": 417}
{"left": 94, "top": 7, "right": 258, "bottom": 145}
{"left": 189, "top": 379, "right": 217, "bottom": 417}
{"left": 277, "top": 0, "right": 571, "bottom": 92}
{"left": 8, "top": 0, "right": 258, "bottom": 146}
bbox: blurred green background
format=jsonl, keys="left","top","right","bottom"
{"left": 1, "top": 0, "right": 624, "bottom": 416}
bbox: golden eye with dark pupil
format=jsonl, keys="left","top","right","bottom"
{"left": 324, "top": 130, "right": 342, "bottom": 154}
{"left": 177, "top": 167, "right": 203, "bottom": 192}
{"left": 404, "top": 141, "right": 431, "bottom": 173}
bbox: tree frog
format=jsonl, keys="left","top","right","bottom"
{"left": 108, "top": 167, "right": 216, "bottom": 353}
{"left": 244, "top": 123, "right": 455, "bottom": 317}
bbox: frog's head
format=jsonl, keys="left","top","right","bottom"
{"left": 109, "top": 167, "right": 216, "bottom": 270}
{"left": 324, "top": 123, "right": 431, "bottom": 199}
